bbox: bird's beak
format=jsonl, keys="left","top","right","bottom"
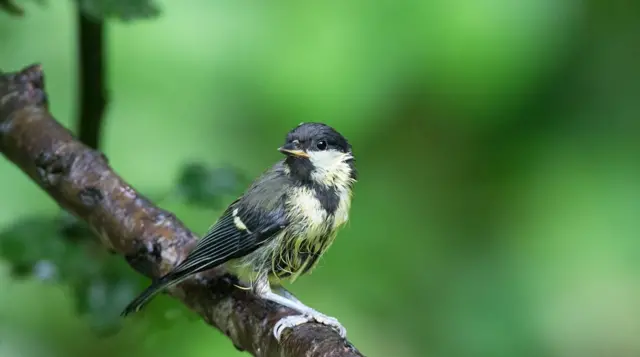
{"left": 278, "top": 142, "right": 310, "bottom": 158}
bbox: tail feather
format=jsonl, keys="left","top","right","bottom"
{"left": 121, "top": 261, "right": 218, "bottom": 317}
{"left": 121, "top": 275, "right": 177, "bottom": 317}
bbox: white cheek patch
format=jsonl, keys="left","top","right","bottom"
{"left": 308, "top": 150, "right": 353, "bottom": 188}
{"left": 308, "top": 150, "right": 342, "bottom": 169}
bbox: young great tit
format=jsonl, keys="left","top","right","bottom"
{"left": 121, "top": 122, "right": 357, "bottom": 340}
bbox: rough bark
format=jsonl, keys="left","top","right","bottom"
{"left": 0, "top": 64, "right": 365, "bottom": 357}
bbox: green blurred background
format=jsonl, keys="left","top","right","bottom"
{"left": 1, "top": 0, "right": 640, "bottom": 356}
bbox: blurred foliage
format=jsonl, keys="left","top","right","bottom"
{"left": 0, "top": 0, "right": 26, "bottom": 16}
{"left": 76, "top": 0, "right": 160, "bottom": 21}
{"left": 174, "top": 162, "right": 248, "bottom": 209}
{"left": 0, "top": 213, "right": 138, "bottom": 335}
{"left": 0, "top": 0, "right": 160, "bottom": 20}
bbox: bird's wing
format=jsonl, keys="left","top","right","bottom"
{"left": 172, "top": 201, "right": 287, "bottom": 275}
{"left": 172, "top": 163, "right": 292, "bottom": 275}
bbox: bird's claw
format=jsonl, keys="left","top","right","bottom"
{"left": 274, "top": 315, "right": 310, "bottom": 341}
{"left": 273, "top": 310, "right": 347, "bottom": 341}
{"left": 312, "top": 312, "right": 346, "bottom": 337}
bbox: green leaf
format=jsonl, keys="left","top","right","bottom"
{"left": 0, "top": 214, "right": 141, "bottom": 334}
{"left": 1, "top": 0, "right": 159, "bottom": 20}
{"left": 76, "top": 0, "right": 160, "bottom": 21}
{"left": 0, "top": 216, "right": 68, "bottom": 280}
{"left": 0, "top": 212, "right": 200, "bottom": 334}
{"left": 0, "top": 0, "right": 25, "bottom": 16}
{"left": 175, "top": 162, "right": 246, "bottom": 209}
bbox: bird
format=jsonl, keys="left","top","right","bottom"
{"left": 120, "top": 122, "right": 357, "bottom": 340}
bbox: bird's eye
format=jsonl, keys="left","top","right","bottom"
{"left": 316, "top": 140, "right": 328, "bottom": 150}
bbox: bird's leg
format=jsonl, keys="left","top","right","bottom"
{"left": 273, "top": 285, "right": 302, "bottom": 303}
{"left": 253, "top": 275, "right": 347, "bottom": 341}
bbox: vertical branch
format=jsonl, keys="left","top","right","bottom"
{"left": 77, "top": 10, "right": 107, "bottom": 149}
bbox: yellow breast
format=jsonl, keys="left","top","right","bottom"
{"left": 287, "top": 186, "right": 330, "bottom": 237}
{"left": 332, "top": 187, "right": 352, "bottom": 229}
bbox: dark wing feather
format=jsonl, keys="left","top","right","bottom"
{"left": 173, "top": 202, "right": 286, "bottom": 275}
{"left": 174, "top": 205, "right": 247, "bottom": 273}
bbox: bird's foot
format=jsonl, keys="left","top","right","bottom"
{"left": 273, "top": 309, "right": 347, "bottom": 341}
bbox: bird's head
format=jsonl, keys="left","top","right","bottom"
{"left": 279, "top": 122, "right": 357, "bottom": 188}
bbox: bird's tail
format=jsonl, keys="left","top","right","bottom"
{"left": 121, "top": 273, "right": 186, "bottom": 317}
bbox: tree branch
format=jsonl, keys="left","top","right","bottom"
{"left": 0, "top": 65, "right": 365, "bottom": 357}
{"left": 76, "top": 11, "right": 107, "bottom": 149}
